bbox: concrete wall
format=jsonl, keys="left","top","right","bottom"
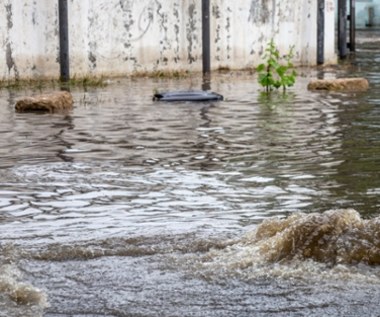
{"left": 0, "top": 0, "right": 337, "bottom": 81}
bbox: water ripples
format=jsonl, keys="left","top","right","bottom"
{"left": 0, "top": 75, "right": 379, "bottom": 242}
{"left": 0, "top": 64, "right": 380, "bottom": 316}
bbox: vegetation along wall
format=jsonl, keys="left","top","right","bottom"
{"left": 0, "top": 0, "right": 337, "bottom": 80}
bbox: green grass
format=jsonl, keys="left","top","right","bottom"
{"left": 0, "top": 75, "right": 108, "bottom": 90}
{"left": 130, "top": 69, "right": 192, "bottom": 79}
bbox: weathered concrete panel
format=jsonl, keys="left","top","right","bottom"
{"left": 0, "top": 0, "right": 59, "bottom": 80}
{"left": 0, "top": 0, "right": 337, "bottom": 80}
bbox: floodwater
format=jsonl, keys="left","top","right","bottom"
{"left": 1, "top": 49, "right": 380, "bottom": 316}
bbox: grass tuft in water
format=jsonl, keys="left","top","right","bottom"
{"left": 0, "top": 75, "right": 108, "bottom": 91}
{"left": 131, "top": 69, "right": 192, "bottom": 79}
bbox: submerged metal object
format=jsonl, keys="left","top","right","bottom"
{"left": 153, "top": 90, "right": 224, "bottom": 102}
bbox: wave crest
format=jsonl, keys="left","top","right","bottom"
{"left": 0, "top": 264, "right": 47, "bottom": 306}
{"left": 244, "top": 209, "right": 380, "bottom": 265}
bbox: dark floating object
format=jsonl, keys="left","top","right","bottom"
{"left": 153, "top": 90, "right": 223, "bottom": 102}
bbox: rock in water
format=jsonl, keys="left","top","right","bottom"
{"left": 15, "top": 91, "right": 73, "bottom": 113}
{"left": 307, "top": 78, "right": 369, "bottom": 92}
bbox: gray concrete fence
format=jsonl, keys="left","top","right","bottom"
{"left": 0, "top": 0, "right": 337, "bottom": 81}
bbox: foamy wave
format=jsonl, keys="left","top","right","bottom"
{"left": 194, "top": 209, "right": 380, "bottom": 282}
{"left": 0, "top": 264, "right": 47, "bottom": 306}
{"left": 250, "top": 208, "right": 380, "bottom": 265}
{"left": 28, "top": 233, "right": 229, "bottom": 262}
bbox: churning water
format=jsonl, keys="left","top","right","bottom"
{"left": 0, "top": 49, "right": 380, "bottom": 316}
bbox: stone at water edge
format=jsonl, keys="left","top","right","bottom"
{"left": 307, "top": 78, "right": 369, "bottom": 92}
{"left": 15, "top": 91, "right": 73, "bottom": 113}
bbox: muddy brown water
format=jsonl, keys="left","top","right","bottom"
{"left": 0, "top": 48, "right": 380, "bottom": 316}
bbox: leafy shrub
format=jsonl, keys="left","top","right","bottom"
{"left": 257, "top": 40, "right": 297, "bottom": 92}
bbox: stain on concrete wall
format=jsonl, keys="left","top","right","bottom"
{"left": 0, "top": 0, "right": 336, "bottom": 80}
{"left": 4, "top": 2, "right": 19, "bottom": 78}
{"left": 173, "top": 2, "right": 181, "bottom": 64}
{"left": 87, "top": 2, "right": 98, "bottom": 71}
{"left": 249, "top": 0, "right": 271, "bottom": 24}
{"left": 186, "top": 2, "right": 198, "bottom": 64}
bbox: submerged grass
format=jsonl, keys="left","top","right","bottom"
{"left": 0, "top": 79, "right": 55, "bottom": 90}
{"left": 0, "top": 76, "right": 108, "bottom": 91}
{"left": 67, "top": 75, "right": 108, "bottom": 88}
{"left": 130, "top": 69, "right": 192, "bottom": 79}
{"left": 0, "top": 70, "right": 192, "bottom": 91}
{"left": 0, "top": 66, "right": 313, "bottom": 92}
{"left": 130, "top": 68, "right": 273, "bottom": 79}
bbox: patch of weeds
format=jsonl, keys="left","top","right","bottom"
{"left": 0, "top": 76, "right": 108, "bottom": 91}
{"left": 68, "top": 75, "right": 108, "bottom": 88}
{"left": 131, "top": 69, "right": 191, "bottom": 79}
{"left": 0, "top": 79, "right": 56, "bottom": 91}
{"left": 217, "top": 66, "right": 231, "bottom": 73}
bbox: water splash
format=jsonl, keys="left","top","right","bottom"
{"left": 195, "top": 209, "right": 380, "bottom": 282}
{"left": 251, "top": 208, "right": 380, "bottom": 265}
{"left": 0, "top": 245, "right": 47, "bottom": 308}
